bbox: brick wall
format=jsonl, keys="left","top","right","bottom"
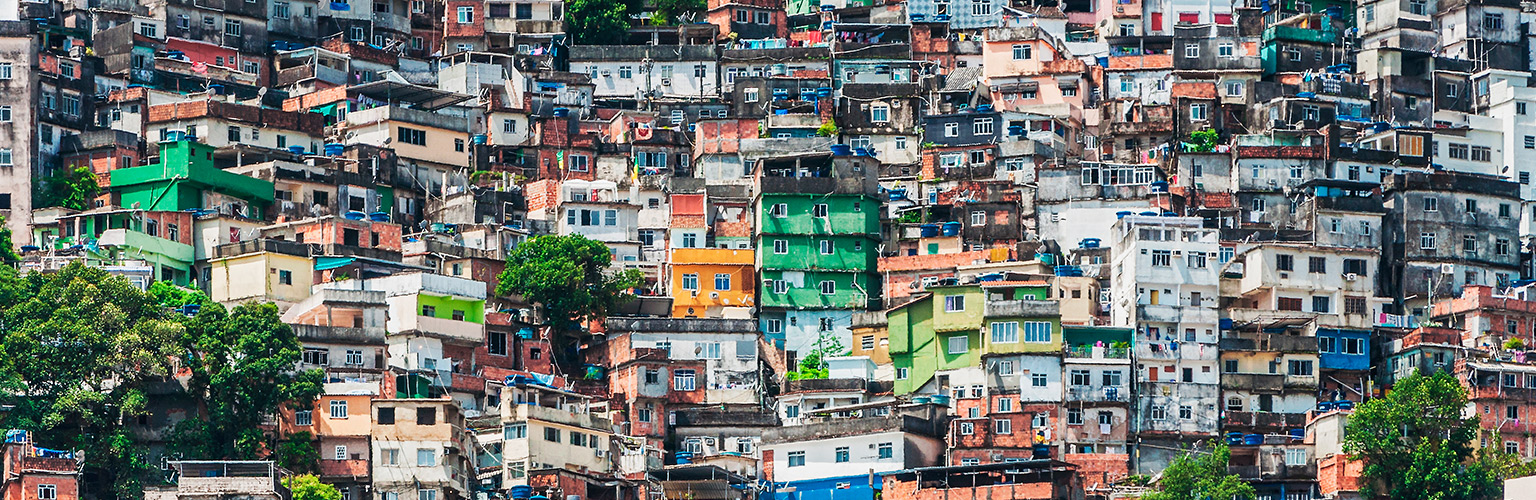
{"left": 1062, "top": 453, "right": 1129, "bottom": 490}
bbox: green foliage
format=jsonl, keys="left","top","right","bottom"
{"left": 567, "top": 0, "right": 630, "bottom": 45}
{"left": 496, "top": 234, "right": 643, "bottom": 332}
{"left": 288, "top": 475, "right": 343, "bottom": 500}
{"left": 816, "top": 121, "right": 841, "bottom": 137}
{"left": 276, "top": 432, "right": 321, "bottom": 475}
{"left": 785, "top": 330, "right": 846, "bottom": 380}
{"left": 0, "top": 263, "right": 181, "bottom": 499}
{"left": 650, "top": 0, "right": 705, "bottom": 24}
{"left": 1343, "top": 372, "right": 1517, "bottom": 500}
{"left": 36, "top": 165, "right": 100, "bottom": 211}
{"left": 1188, "top": 129, "right": 1219, "bottom": 153}
{"left": 896, "top": 210, "right": 923, "bottom": 224}
{"left": 0, "top": 216, "right": 18, "bottom": 264}
{"left": 174, "top": 302, "right": 324, "bottom": 459}
{"left": 1143, "top": 444, "right": 1254, "bottom": 500}
{"left": 1506, "top": 337, "right": 1526, "bottom": 350}
{"left": 148, "top": 281, "right": 209, "bottom": 309}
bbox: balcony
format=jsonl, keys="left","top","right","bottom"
{"left": 290, "top": 324, "right": 387, "bottom": 344}
{"left": 371, "top": 11, "right": 411, "bottom": 33}
{"left": 1065, "top": 346, "right": 1131, "bottom": 360}
{"left": 276, "top": 64, "right": 348, "bottom": 87}
{"left": 985, "top": 299, "right": 1059, "bottom": 318}
{"left": 1218, "top": 332, "right": 1317, "bottom": 353}
{"left": 1066, "top": 385, "right": 1129, "bottom": 402}
{"left": 396, "top": 315, "right": 485, "bottom": 344}
{"left": 1223, "top": 411, "right": 1307, "bottom": 430}
{"left": 485, "top": 18, "right": 563, "bottom": 33}
{"left": 784, "top": 378, "right": 868, "bottom": 393}
{"left": 319, "top": 459, "right": 371, "bottom": 478}
{"left": 214, "top": 239, "right": 314, "bottom": 259}
{"left": 315, "top": 243, "right": 403, "bottom": 262}
{"left": 511, "top": 403, "right": 612, "bottom": 431}
{"left": 1220, "top": 373, "right": 1283, "bottom": 392}
{"left": 1263, "top": 25, "right": 1339, "bottom": 44}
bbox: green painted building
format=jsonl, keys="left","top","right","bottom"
{"left": 110, "top": 140, "right": 275, "bottom": 219}
{"left": 756, "top": 153, "right": 883, "bottom": 358}
{"left": 889, "top": 281, "right": 1062, "bottom": 394}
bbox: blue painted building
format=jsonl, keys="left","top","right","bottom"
{"left": 772, "top": 475, "right": 879, "bottom": 500}
{"left": 1317, "top": 328, "right": 1371, "bottom": 402}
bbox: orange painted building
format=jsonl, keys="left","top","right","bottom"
{"left": 668, "top": 248, "right": 756, "bottom": 318}
{"left": 1, "top": 432, "right": 81, "bottom": 500}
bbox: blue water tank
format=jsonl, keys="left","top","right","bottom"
{"left": 1080, "top": 238, "right": 1101, "bottom": 249}
{"left": 888, "top": 188, "right": 907, "bottom": 201}
{"left": 1288, "top": 429, "right": 1306, "bottom": 440}
{"left": 941, "top": 222, "right": 961, "bottom": 236}
{"left": 975, "top": 104, "right": 993, "bottom": 113}
{"left": 1335, "top": 401, "right": 1356, "bottom": 410}
{"left": 854, "top": 147, "right": 874, "bottom": 157}
{"left": 369, "top": 212, "right": 390, "bottom": 222}
{"left": 928, "top": 394, "right": 951, "bottom": 406}
{"left": 288, "top": 146, "right": 307, "bottom": 155}
{"left": 676, "top": 452, "right": 694, "bottom": 464}
{"left": 553, "top": 108, "right": 570, "bottom": 117}
{"left": 1242, "top": 434, "right": 1264, "bottom": 445}
{"left": 1032, "top": 444, "right": 1051, "bottom": 458}
{"left": 1226, "top": 432, "right": 1244, "bottom": 445}
{"left": 344, "top": 211, "right": 367, "bottom": 221}
{"left": 1317, "top": 401, "right": 1335, "bottom": 412}
{"left": 510, "top": 486, "right": 534, "bottom": 500}
{"left": 830, "top": 144, "right": 853, "bottom": 156}
{"left": 471, "top": 134, "right": 487, "bottom": 145}
{"left": 1008, "top": 125, "right": 1026, "bottom": 136}
{"left": 323, "top": 143, "right": 345, "bottom": 156}
{"left": 919, "top": 224, "right": 939, "bottom": 237}
{"left": 1139, "top": 211, "right": 1158, "bottom": 216}
{"left": 910, "top": 13, "right": 926, "bottom": 21}
{"left": 816, "top": 87, "right": 832, "bottom": 97}
{"left": 978, "top": 273, "right": 1004, "bottom": 282}
{"left": 1116, "top": 211, "right": 1132, "bottom": 219}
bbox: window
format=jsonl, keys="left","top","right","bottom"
{"left": 812, "top": 203, "right": 829, "bottom": 218}
{"left": 994, "top": 419, "right": 1012, "bottom": 434}
{"left": 1031, "top": 373, "right": 1048, "bottom": 387}
{"left": 820, "top": 280, "right": 836, "bottom": 294}
{"left": 787, "top": 451, "right": 806, "bottom": 467}
{"left": 1498, "top": 239, "right": 1511, "bottom": 256}
{"left": 945, "top": 295, "right": 966, "bottom": 312}
{"left": 972, "top": 0, "right": 991, "bottom": 15}
{"left": 330, "top": 399, "right": 347, "bottom": 418}
{"left": 1484, "top": 12, "right": 1504, "bottom": 31}
{"left": 1309, "top": 256, "right": 1327, "bottom": 274}
{"left": 818, "top": 240, "right": 833, "bottom": 255}
{"left": 416, "top": 448, "right": 436, "bottom": 466}
{"left": 224, "top": 19, "right": 242, "bottom": 36}
{"left": 1151, "top": 249, "right": 1172, "bottom": 267}
{"left": 1464, "top": 235, "right": 1478, "bottom": 255}
{"left": 456, "top": 5, "right": 475, "bottom": 22}
{"left": 835, "top": 447, "right": 850, "bottom": 463}
{"left": 334, "top": 445, "right": 348, "bottom": 460}
{"left": 418, "top": 490, "right": 436, "bottom": 500}
{"left": 674, "top": 369, "right": 697, "bottom": 391}
{"left": 278, "top": 270, "right": 293, "bottom": 285}
{"left": 973, "top": 118, "right": 994, "bottom": 135}
{"left": 1288, "top": 359, "right": 1314, "bottom": 376}
{"left": 1179, "top": 406, "right": 1193, "bottom": 419}
{"left": 947, "top": 335, "right": 969, "bottom": 354}
{"left": 959, "top": 422, "right": 975, "bottom": 435}
{"left": 140, "top": 22, "right": 157, "bottom": 37}
{"left": 544, "top": 427, "right": 560, "bottom": 442}
{"left": 1312, "top": 296, "right": 1330, "bottom": 313}
{"left": 681, "top": 273, "right": 699, "bottom": 291}
{"left": 945, "top": 122, "right": 959, "bottom": 137}
{"left": 1449, "top": 143, "right": 1469, "bottom": 160}
{"left": 871, "top": 104, "right": 889, "bottom": 123}
{"left": 1012, "top": 44, "right": 1032, "bottom": 60}
{"left": 0, "top": 63, "right": 10, "bottom": 80}
{"left": 1472, "top": 146, "right": 1492, "bottom": 162}
{"left": 38, "top": 486, "right": 55, "bottom": 500}
{"left": 1276, "top": 254, "right": 1294, "bottom": 271}
{"left": 0, "top": 149, "right": 11, "bottom": 166}
{"left": 991, "top": 322, "right": 1019, "bottom": 343}
{"left": 1022, "top": 321, "right": 1052, "bottom": 343}
{"left": 1421, "top": 232, "right": 1437, "bottom": 250}
{"left": 398, "top": 127, "right": 426, "bottom": 146}
{"left": 1151, "top": 405, "right": 1168, "bottom": 420}
{"left": 1190, "top": 103, "right": 1207, "bottom": 121}
{"left": 877, "top": 442, "right": 894, "bottom": 459}
{"left": 1184, "top": 43, "right": 1199, "bottom": 58}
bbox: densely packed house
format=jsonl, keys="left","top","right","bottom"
{"left": 8, "top": 0, "right": 1536, "bottom": 496}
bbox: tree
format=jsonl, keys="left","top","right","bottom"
{"left": 148, "top": 281, "right": 209, "bottom": 309}
{"left": 1343, "top": 371, "right": 1511, "bottom": 500}
{"left": 0, "top": 263, "right": 181, "bottom": 499}
{"left": 1188, "top": 129, "right": 1219, "bottom": 153}
{"left": 496, "top": 234, "right": 643, "bottom": 332}
{"left": 0, "top": 216, "right": 19, "bottom": 264}
{"left": 786, "top": 330, "right": 846, "bottom": 381}
{"left": 172, "top": 302, "right": 324, "bottom": 459}
{"left": 1142, "top": 444, "right": 1254, "bottom": 500}
{"left": 288, "top": 474, "right": 343, "bottom": 500}
{"left": 650, "top": 0, "right": 705, "bottom": 24}
{"left": 567, "top": 0, "right": 630, "bottom": 45}
{"left": 817, "top": 120, "right": 841, "bottom": 137}
{"left": 36, "top": 164, "right": 99, "bottom": 211}
{"left": 275, "top": 432, "right": 322, "bottom": 475}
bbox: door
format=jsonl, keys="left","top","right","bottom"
{"left": 1148, "top": 366, "right": 1159, "bottom": 381}
{"left": 1259, "top": 394, "right": 1274, "bottom": 412}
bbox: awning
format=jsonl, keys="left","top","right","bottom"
{"left": 315, "top": 256, "right": 355, "bottom": 271}
{"left": 349, "top": 80, "right": 475, "bottom": 110}
{"left": 998, "top": 81, "right": 1040, "bottom": 92}
{"left": 1057, "top": 79, "right": 1080, "bottom": 89}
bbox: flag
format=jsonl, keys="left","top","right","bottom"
{"left": 192, "top": 61, "right": 208, "bottom": 74}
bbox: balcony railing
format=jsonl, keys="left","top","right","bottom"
{"left": 1066, "top": 385, "right": 1128, "bottom": 402}
{"left": 1065, "top": 346, "right": 1130, "bottom": 359}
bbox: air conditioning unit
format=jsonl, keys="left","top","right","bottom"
{"left": 661, "top": 78, "right": 671, "bottom": 86}
{"left": 1441, "top": 263, "right": 1456, "bottom": 274}
{"left": 1344, "top": 273, "right": 1358, "bottom": 281}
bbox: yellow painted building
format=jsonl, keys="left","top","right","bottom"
{"left": 207, "top": 241, "right": 316, "bottom": 309}
{"left": 669, "top": 248, "right": 756, "bottom": 318}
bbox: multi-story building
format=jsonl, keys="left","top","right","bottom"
{"left": 755, "top": 153, "right": 881, "bottom": 356}
{"left": 371, "top": 399, "right": 474, "bottom": 500}
{"left": 1380, "top": 170, "right": 1522, "bottom": 314}
{"left": 1108, "top": 215, "right": 1220, "bottom": 472}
